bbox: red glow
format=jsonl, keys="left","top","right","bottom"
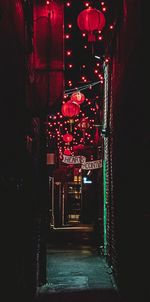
{"left": 64, "top": 149, "right": 72, "bottom": 155}
{"left": 84, "top": 45, "right": 87, "bottom": 49}
{"left": 82, "top": 65, "right": 86, "bottom": 68}
{"left": 68, "top": 24, "right": 72, "bottom": 28}
{"left": 85, "top": 2, "right": 90, "bottom": 7}
{"left": 98, "top": 36, "right": 102, "bottom": 40}
{"left": 66, "top": 2, "right": 71, "bottom": 7}
{"left": 70, "top": 91, "right": 85, "bottom": 105}
{"left": 68, "top": 64, "right": 73, "bottom": 68}
{"left": 77, "top": 117, "right": 90, "bottom": 131}
{"left": 61, "top": 101, "right": 80, "bottom": 118}
{"left": 63, "top": 133, "right": 73, "bottom": 143}
{"left": 105, "top": 57, "right": 109, "bottom": 63}
{"left": 67, "top": 50, "right": 71, "bottom": 56}
{"left": 46, "top": 1, "right": 50, "bottom": 4}
{"left": 109, "top": 25, "right": 114, "bottom": 30}
{"left": 65, "top": 34, "right": 70, "bottom": 39}
{"left": 77, "top": 8, "right": 106, "bottom": 42}
{"left": 82, "top": 33, "right": 86, "bottom": 37}
{"left": 102, "top": 7, "right": 107, "bottom": 12}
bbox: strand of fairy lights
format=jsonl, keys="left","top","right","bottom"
{"left": 64, "top": 80, "right": 101, "bottom": 95}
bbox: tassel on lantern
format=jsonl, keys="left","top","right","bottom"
{"left": 69, "top": 118, "right": 74, "bottom": 133}
{"left": 88, "top": 31, "right": 96, "bottom": 42}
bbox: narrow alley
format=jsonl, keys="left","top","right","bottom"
{"left": 35, "top": 227, "right": 121, "bottom": 302}
{"left": 0, "top": 1, "right": 149, "bottom": 302}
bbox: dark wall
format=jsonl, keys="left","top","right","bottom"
{"left": 0, "top": 1, "right": 37, "bottom": 301}
{"left": 26, "top": 0, "right": 64, "bottom": 114}
{"left": 110, "top": 0, "right": 150, "bottom": 300}
{"left": 0, "top": 0, "right": 26, "bottom": 173}
{"left": 0, "top": 1, "right": 64, "bottom": 299}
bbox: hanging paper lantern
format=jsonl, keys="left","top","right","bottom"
{"left": 77, "top": 8, "right": 106, "bottom": 42}
{"left": 64, "top": 149, "right": 72, "bottom": 156}
{"left": 77, "top": 117, "right": 90, "bottom": 131}
{"left": 70, "top": 91, "right": 85, "bottom": 105}
{"left": 61, "top": 101, "right": 80, "bottom": 118}
{"left": 63, "top": 133, "right": 73, "bottom": 143}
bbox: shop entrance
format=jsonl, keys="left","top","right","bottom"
{"left": 48, "top": 167, "right": 103, "bottom": 239}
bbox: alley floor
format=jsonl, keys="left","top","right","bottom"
{"left": 35, "top": 226, "right": 122, "bottom": 302}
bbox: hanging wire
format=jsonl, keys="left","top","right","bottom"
{"left": 64, "top": 80, "right": 101, "bottom": 95}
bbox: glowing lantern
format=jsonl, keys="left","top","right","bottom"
{"left": 77, "top": 117, "right": 90, "bottom": 131}
{"left": 77, "top": 8, "right": 106, "bottom": 42}
{"left": 63, "top": 133, "right": 73, "bottom": 143}
{"left": 64, "top": 149, "right": 72, "bottom": 156}
{"left": 77, "top": 117, "right": 90, "bottom": 141}
{"left": 61, "top": 101, "right": 80, "bottom": 118}
{"left": 70, "top": 91, "right": 85, "bottom": 105}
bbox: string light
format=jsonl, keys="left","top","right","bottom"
{"left": 102, "top": 6, "right": 107, "bottom": 12}
{"left": 64, "top": 81, "right": 101, "bottom": 94}
{"left": 66, "top": 50, "right": 71, "bottom": 56}
{"left": 66, "top": 2, "right": 71, "bottom": 7}
{"left": 65, "top": 34, "right": 70, "bottom": 39}
{"left": 46, "top": 0, "right": 113, "bottom": 156}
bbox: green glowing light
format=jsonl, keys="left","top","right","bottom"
{"left": 103, "top": 159, "right": 107, "bottom": 256}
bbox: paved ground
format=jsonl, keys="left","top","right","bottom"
{"left": 35, "top": 227, "right": 122, "bottom": 302}
{"left": 45, "top": 245, "right": 116, "bottom": 291}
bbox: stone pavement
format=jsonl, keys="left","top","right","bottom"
{"left": 35, "top": 227, "right": 122, "bottom": 302}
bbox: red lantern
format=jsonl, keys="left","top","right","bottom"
{"left": 63, "top": 133, "right": 73, "bottom": 143}
{"left": 70, "top": 91, "right": 85, "bottom": 105}
{"left": 77, "top": 117, "right": 90, "bottom": 141}
{"left": 77, "top": 8, "right": 106, "bottom": 42}
{"left": 64, "top": 149, "right": 72, "bottom": 156}
{"left": 77, "top": 117, "right": 90, "bottom": 131}
{"left": 61, "top": 101, "right": 80, "bottom": 118}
